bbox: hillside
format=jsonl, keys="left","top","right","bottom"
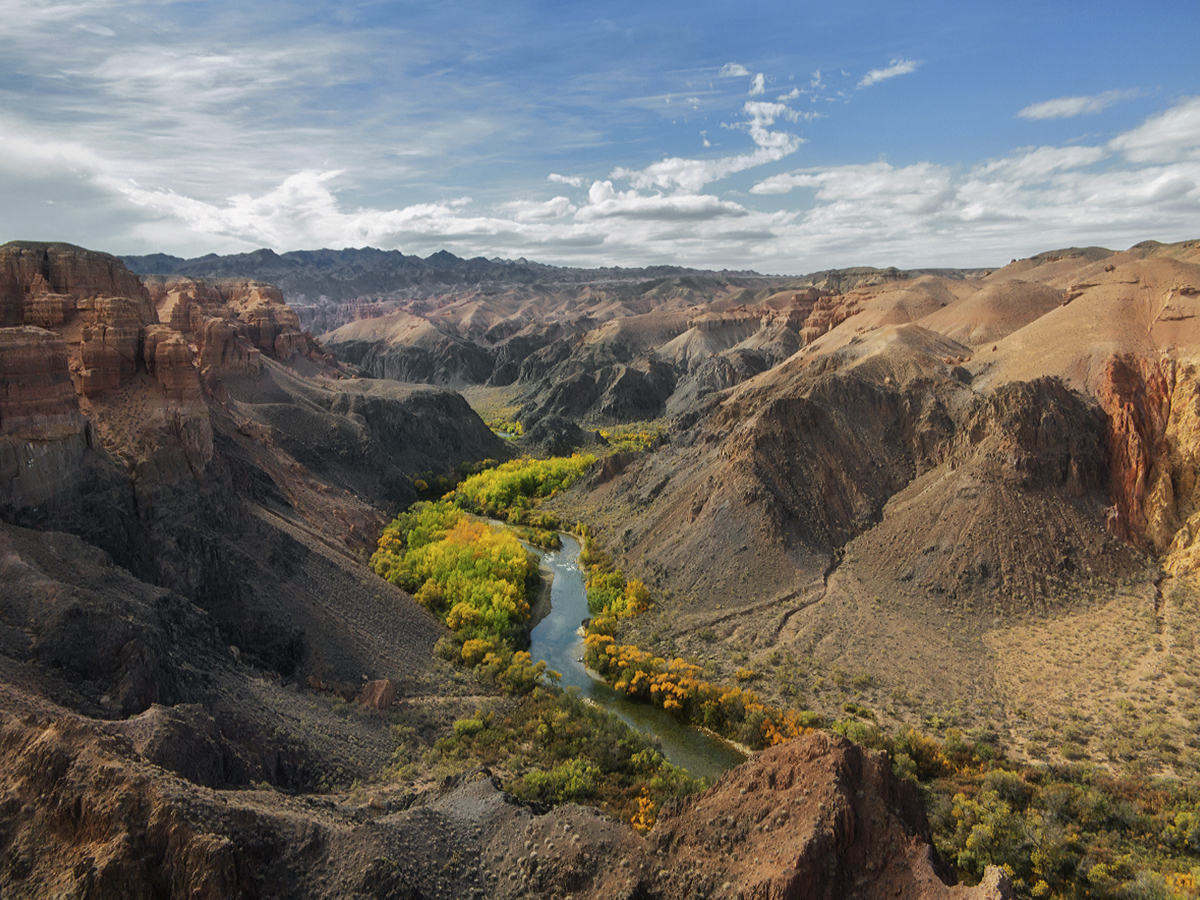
{"left": 6, "top": 237, "right": 1200, "bottom": 898}
{"left": 542, "top": 239, "right": 1200, "bottom": 776}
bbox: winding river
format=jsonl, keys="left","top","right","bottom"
{"left": 529, "top": 535, "right": 746, "bottom": 781}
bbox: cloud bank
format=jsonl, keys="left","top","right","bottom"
{"left": 1, "top": 0, "right": 1197, "bottom": 274}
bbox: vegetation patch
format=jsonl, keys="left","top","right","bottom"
{"left": 597, "top": 422, "right": 665, "bottom": 453}
{"left": 430, "top": 687, "right": 703, "bottom": 832}
{"left": 578, "top": 524, "right": 651, "bottom": 618}
{"left": 372, "top": 454, "right": 703, "bottom": 832}
{"left": 914, "top": 737, "right": 1200, "bottom": 900}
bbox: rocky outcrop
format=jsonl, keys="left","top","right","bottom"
{"left": 848, "top": 378, "right": 1139, "bottom": 610}
{"left": 144, "top": 325, "right": 201, "bottom": 402}
{"left": 145, "top": 275, "right": 336, "bottom": 377}
{"left": 0, "top": 715, "right": 253, "bottom": 900}
{"left": 0, "top": 243, "right": 157, "bottom": 398}
{"left": 1098, "top": 354, "right": 1200, "bottom": 571}
{"left": 356, "top": 678, "right": 396, "bottom": 709}
{"left": 800, "top": 292, "right": 861, "bottom": 344}
{"left": 22, "top": 292, "right": 73, "bottom": 328}
{"left": 199, "top": 318, "right": 262, "bottom": 375}
{"left": 643, "top": 733, "right": 1010, "bottom": 900}
{"left": 0, "top": 713, "right": 1007, "bottom": 900}
{"left": 1, "top": 241, "right": 152, "bottom": 327}
{"left": 77, "top": 297, "right": 147, "bottom": 396}
{"left": 222, "top": 280, "right": 301, "bottom": 353}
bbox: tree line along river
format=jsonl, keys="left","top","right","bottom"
{"left": 528, "top": 534, "right": 746, "bottom": 781}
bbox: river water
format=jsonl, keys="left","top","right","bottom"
{"left": 528, "top": 534, "right": 746, "bottom": 781}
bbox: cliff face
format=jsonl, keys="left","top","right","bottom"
{"left": 0, "top": 327, "right": 89, "bottom": 507}
{"left": 0, "top": 241, "right": 505, "bottom": 698}
{"left": 2, "top": 241, "right": 151, "bottom": 327}
{"left": 143, "top": 274, "right": 333, "bottom": 376}
{"left": 0, "top": 247, "right": 363, "bottom": 516}
{"left": 1098, "top": 354, "right": 1200, "bottom": 572}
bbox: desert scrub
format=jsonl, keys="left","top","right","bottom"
{"left": 486, "top": 416, "right": 523, "bottom": 438}
{"left": 925, "top": 761, "right": 1200, "bottom": 900}
{"left": 371, "top": 455, "right": 600, "bottom": 686}
{"left": 431, "top": 687, "right": 703, "bottom": 827}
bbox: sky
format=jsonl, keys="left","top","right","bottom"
{"left": 2, "top": 0, "right": 1199, "bottom": 274}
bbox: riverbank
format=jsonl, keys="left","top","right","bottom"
{"left": 529, "top": 534, "right": 746, "bottom": 781}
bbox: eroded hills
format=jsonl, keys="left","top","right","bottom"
{"left": 4, "top": 236, "right": 1200, "bottom": 898}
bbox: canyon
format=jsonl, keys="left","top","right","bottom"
{"left": 4, "top": 237, "right": 1200, "bottom": 898}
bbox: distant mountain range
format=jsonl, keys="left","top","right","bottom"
{"left": 122, "top": 246, "right": 992, "bottom": 306}
{"left": 120, "top": 247, "right": 750, "bottom": 303}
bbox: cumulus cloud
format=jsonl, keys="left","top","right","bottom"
{"left": 608, "top": 92, "right": 807, "bottom": 194}
{"left": 1017, "top": 89, "right": 1138, "bottom": 120}
{"left": 719, "top": 62, "right": 750, "bottom": 77}
{"left": 745, "top": 101, "right": 1200, "bottom": 269}
{"left": 976, "top": 145, "right": 1109, "bottom": 181}
{"left": 857, "top": 58, "right": 920, "bottom": 89}
{"left": 116, "top": 169, "right": 554, "bottom": 253}
{"left": 579, "top": 180, "right": 748, "bottom": 221}
{"left": 612, "top": 132, "right": 801, "bottom": 194}
{"left": 549, "top": 173, "right": 585, "bottom": 187}
{"left": 749, "top": 73, "right": 765, "bottom": 96}
{"left": 110, "top": 93, "right": 1190, "bottom": 271}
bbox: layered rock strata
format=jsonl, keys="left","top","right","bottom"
{"left": 0, "top": 327, "right": 89, "bottom": 507}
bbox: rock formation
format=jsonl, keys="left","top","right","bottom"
{"left": 2, "top": 241, "right": 150, "bottom": 327}
{"left": 642, "top": 734, "right": 1010, "bottom": 900}
{"left": 0, "top": 712, "right": 1008, "bottom": 900}
{"left": 0, "top": 327, "right": 89, "bottom": 508}
{"left": 143, "top": 275, "right": 335, "bottom": 378}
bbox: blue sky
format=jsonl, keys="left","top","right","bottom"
{"left": 1, "top": 0, "right": 1198, "bottom": 273}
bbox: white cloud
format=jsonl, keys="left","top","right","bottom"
{"left": 499, "top": 196, "right": 577, "bottom": 221}
{"left": 579, "top": 181, "right": 747, "bottom": 221}
{"left": 749, "top": 73, "right": 765, "bottom": 96}
{"left": 1108, "top": 96, "right": 1200, "bottom": 163}
{"left": 0, "top": 116, "right": 109, "bottom": 178}
{"left": 608, "top": 93, "right": 806, "bottom": 194}
{"left": 611, "top": 142, "right": 790, "bottom": 193}
{"left": 857, "top": 58, "right": 920, "bottom": 89}
{"left": 1017, "top": 89, "right": 1138, "bottom": 120}
{"left": 719, "top": 62, "right": 750, "bottom": 77}
{"left": 548, "top": 173, "right": 585, "bottom": 187}
{"left": 778, "top": 88, "right": 800, "bottom": 101}
{"left": 74, "top": 22, "right": 115, "bottom": 36}
{"left": 612, "top": 130, "right": 801, "bottom": 194}
{"left": 744, "top": 102, "right": 1200, "bottom": 269}
{"left": 976, "top": 145, "right": 1109, "bottom": 180}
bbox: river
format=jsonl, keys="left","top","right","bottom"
{"left": 528, "top": 534, "right": 746, "bottom": 781}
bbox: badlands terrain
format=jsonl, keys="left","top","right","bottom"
{"left": 1, "top": 238, "right": 1198, "bottom": 898}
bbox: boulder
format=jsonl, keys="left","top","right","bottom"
{"left": 356, "top": 678, "right": 397, "bottom": 709}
